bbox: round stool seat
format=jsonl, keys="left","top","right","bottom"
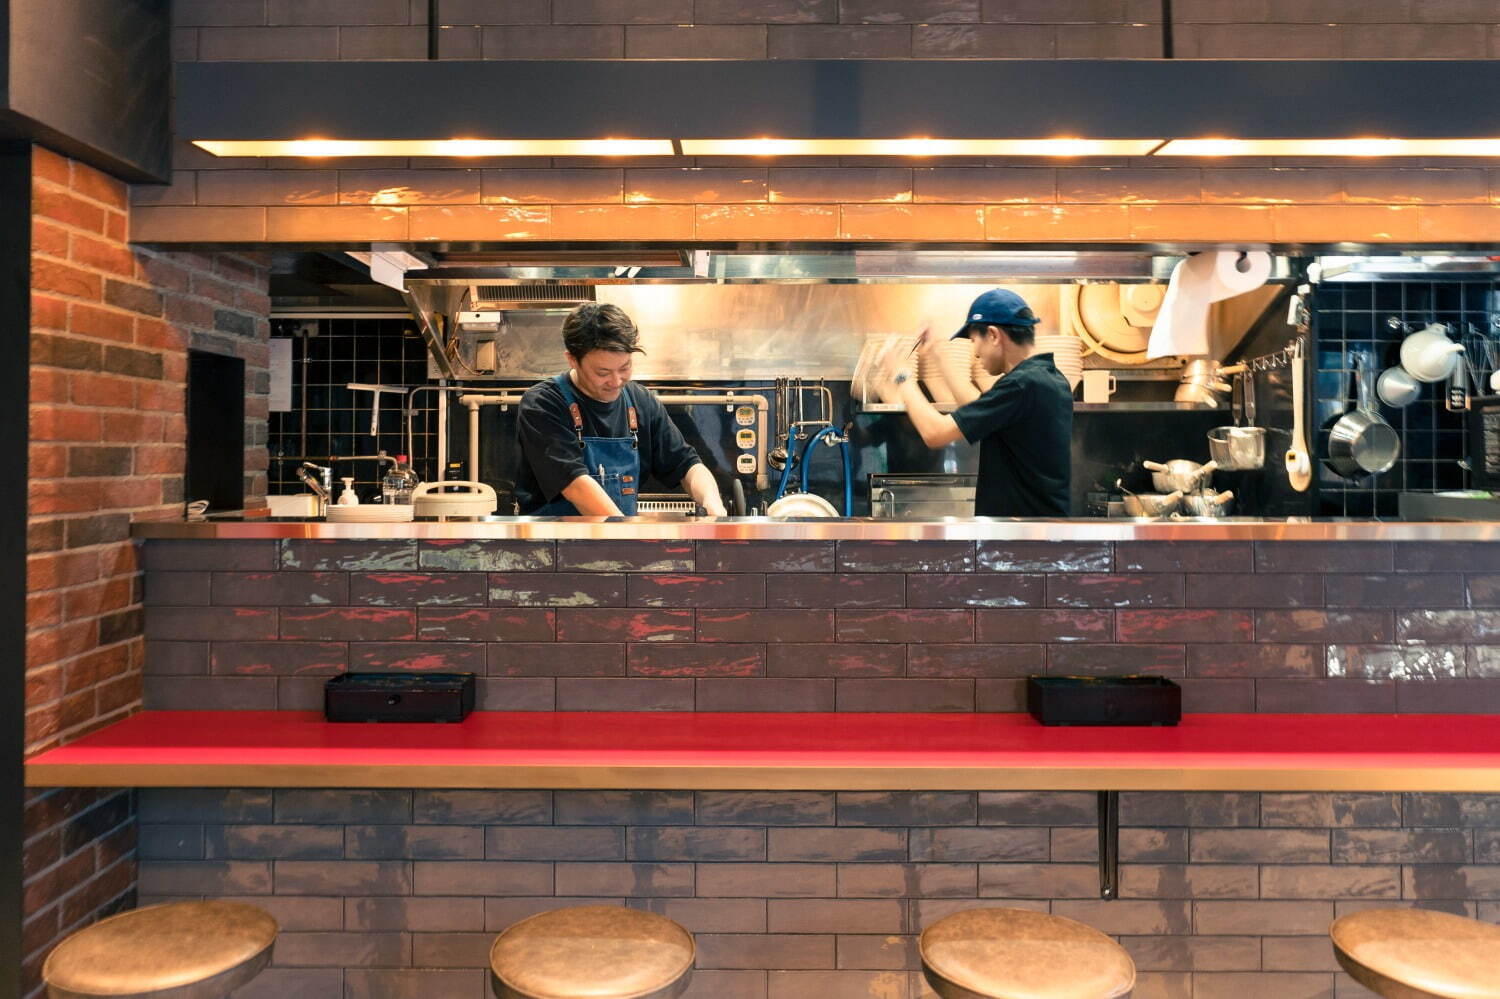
{"left": 489, "top": 905, "right": 694, "bottom": 999}
{"left": 920, "top": 908, "right": 1135, "bottom": 999}
{"left": 43, "top": 901, "right": 277, "bottom": 999}
{"left": 1331, "top": 908, "right": 1500, "bottom": 998}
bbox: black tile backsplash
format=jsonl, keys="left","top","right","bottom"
{"left": 268, "top": 318, "right": 436, "bottom": 500}
{"left": 1311, "top": 280, "right": 1499, "bottom": 517}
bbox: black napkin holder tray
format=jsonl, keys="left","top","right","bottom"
{"left": 324, "top": 671, "right": 475, "bottom": 723}
{"left": 1026, "top": 675, "right": 1181, "bottom": 726}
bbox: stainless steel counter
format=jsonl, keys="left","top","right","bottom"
{"left": 132, "top": 516, "right": 1500, "bottom": 541}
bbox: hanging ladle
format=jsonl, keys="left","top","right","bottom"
{"left": 1284, "top": 341, "right": 1312, "bottom": 492}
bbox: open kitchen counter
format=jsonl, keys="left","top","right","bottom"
{"left": 26, "top": 711, "right": 1500, "bottom": 792}
{"left": 135, "top": 517, "right": 1500, "bottom": 541}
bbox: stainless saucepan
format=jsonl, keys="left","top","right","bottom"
{"left": 1181, "top": 489, "right": 1236, "bottom": 517}
{"left": 1327, "top": 352, "right": 1400, "bottom": 478}
{"left": 1117, "top": 479, "right": 1182, "bottom": 518}
{"left": 1207, "top": 426, "right": 1266, "bottom": 470}
{"left": 1143, "top": 458, "right": 1217, "bottom": 494}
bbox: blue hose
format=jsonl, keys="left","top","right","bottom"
{"left": 799, "top": 426, "right": 853, "bottom": 516}
{"left": 773, "top": 430, "right": 798, "bottom": 501}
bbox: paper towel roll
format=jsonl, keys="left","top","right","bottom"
{"left": 1146, "top": 250, "right": 1271, "bottom": 359}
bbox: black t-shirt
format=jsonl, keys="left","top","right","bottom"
{"left": 514, "top": 376, "right": 702, "bottom": 513}
{"left": 951, "top": 353, "right": 1073, "bottom": 517}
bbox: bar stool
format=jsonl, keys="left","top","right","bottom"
{"left": 1331, "top": 908, "right": 1500, "bottom": 998}
{"left": 489, "top": 905, "right": 694, "bottom": 999}
{"left": 920, "top": 907, "right": 1136, "bottom": 999}
{"left": 42, "top": 900, "right": 277, "bottom": 999}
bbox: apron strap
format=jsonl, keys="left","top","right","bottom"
{"left": 556, "top": 372, "right": 639, "bottom": 451}
{"left": 554, "top": 372, "right": 587, "bottom": 449}
{"left": 623, "top": 382, "right": 640, "bottom": 450}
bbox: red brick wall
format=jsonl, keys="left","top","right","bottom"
{"left": 23, "top": 145, "right": 272, "bottom": 997}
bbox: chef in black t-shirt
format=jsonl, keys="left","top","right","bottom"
{"left": 879, "top": 289, "right": 1073, "bottom": 517}
{"left": 514, "top": 303, "right": 727, "bottom": 516}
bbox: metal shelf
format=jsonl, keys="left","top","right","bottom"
{"left": 857, "top": 402, "right": 960, "bottom": 414}
{"left": 1075, "top": 402, "right": 1229, "bottom": 412}
{"left": 859, "top": 401, "right": 1226, "bottom": 414}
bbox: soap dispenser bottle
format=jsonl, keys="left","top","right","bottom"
{"left": 338, "top": 477, "right": 360, "bottom": 506}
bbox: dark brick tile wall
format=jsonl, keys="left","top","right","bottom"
{"left": 142, "top": 539, "right": 1500, "bottom": 712}
{"left": 127, "top": 537, "right": 1500, "bottom": 995}
{"left": 133, "top": 788, "right": 1500, "bottom": 999}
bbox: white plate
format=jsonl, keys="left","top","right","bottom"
{"left": 326, "top": 504, "right": 414, "bottom": 523}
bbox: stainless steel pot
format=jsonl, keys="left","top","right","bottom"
{"left": 1143, "top": 458, "right": 1217, "bottom": 494}
{"left": 1181, "top": 489, "right": 1235, "bottom": 517}
{"left": 1326, "top": 352, "right": 1400, "bottom": 478}
{"left": 1207, "top": 426, "right": 1266, "bottom": 470}
{"left": 1119, "top": 486, "right": 1183, "bottom": 518}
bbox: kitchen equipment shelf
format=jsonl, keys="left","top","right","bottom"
{"left": 857, "top": 402, "right": 960, "bottom": 413}
{"left": 859, "top": 401, "right": 1225, "bottom": 414}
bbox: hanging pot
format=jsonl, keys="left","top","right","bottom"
{"left": 1326, "top": 352, "right": 1400, "bottom": 478}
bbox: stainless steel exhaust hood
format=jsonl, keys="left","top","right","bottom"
{"left": 406, "top": 251, "right": 1205, "bottom": 286}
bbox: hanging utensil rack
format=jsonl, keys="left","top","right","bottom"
{"left": 1239, "top": 336, "right": 1306, "bottom": 375}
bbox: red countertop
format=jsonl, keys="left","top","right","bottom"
{"left": 23, "top": 711, "right": 1500, "bottom": 791}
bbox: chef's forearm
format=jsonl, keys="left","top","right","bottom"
{"left": 561, "top": 474, "right": 623, "bottom": 516}
{"left": 681, "top": 463, "right": 726, "bottom": 512}
{"left": 897, "top": 380, "right": 964, "bottom": 448}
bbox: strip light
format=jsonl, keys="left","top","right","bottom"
{"left": 193, "top": 137, "right": 1500, "bottom": 159}
{"left": 192, "top": 139, "right": 674, "bottom": 157}
{"left": 680, "top": 138, "right": 1163, "bottom": 157}
{"left": 1158, "top": 138, "right": 1500, "bottom": 157}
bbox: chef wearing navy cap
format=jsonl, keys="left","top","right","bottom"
{"left": 880, "top": 288, "right": 1073, "bottom": 517}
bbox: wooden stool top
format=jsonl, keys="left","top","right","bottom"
{"left": 43, "top": 901, "right": 277, "bottom": 999}
{"left": 490, "top": 905, "right": 694, "bottom": 999}
{"left": 1331, "top": 908, "right": 1500, "bottom": 999}
{"left": 920, "top": 908, "right": 1135, "bottom": 999}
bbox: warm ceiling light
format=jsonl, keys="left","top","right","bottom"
{"left": 192, "top": 139, "right": 675, "bottom": 157}
{"left": 679, "top": 138, "right": 1163, "bottom": 156}
{"left": 1157, "top": 138, "right": 1500, "bottom": 157}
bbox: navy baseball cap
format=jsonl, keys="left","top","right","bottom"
{"left": 951, "top": 288, "right": 1040, "bottom": 339}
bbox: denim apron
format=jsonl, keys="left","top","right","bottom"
{"left": 531, "top": 372, "right": 640, "bottom": 516}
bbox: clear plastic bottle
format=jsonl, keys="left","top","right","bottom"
{"left": 382, "top": 454, "right": 419, "bottom": 505}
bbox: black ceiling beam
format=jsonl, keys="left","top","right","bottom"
{"left": 177, "top": 59, "right": 1500, "bottom": 142}
{"left": 0, "top": 0, "right": 171, "bottom": 182}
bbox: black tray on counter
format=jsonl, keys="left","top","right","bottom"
{"left": 1026, "top": 675, "right": 1181, "bottom": 726}
{"left": 324, "top": 671, "right": 475, "bottom": 723}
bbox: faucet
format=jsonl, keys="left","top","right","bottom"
{"left": 342, "top": 451, "right": 398, "bottom": 474}
{"left": 298, "top": 462, "right": 332, "bottom": 516}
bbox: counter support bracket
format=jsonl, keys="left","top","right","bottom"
{"left": 1098, "top": 790, "right": 1119, "bottom": 900}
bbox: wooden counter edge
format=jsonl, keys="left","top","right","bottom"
{"left": 26, "top": 762, "right": 1500, "bottom": 791}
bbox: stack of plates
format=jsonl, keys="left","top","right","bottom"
{"left": 851, "top": 333, "right": 895, "bottom": 402}
{"left": 1036, "top": 334, "right": 1084, "bottom": 390}
{"left": 918, "top": 348, "right": 956, "bottom": 404}
{"left": 938, "top": 339, "right": 981, "bottom": 404}
{"left": 326, "top": 503, "right": 414, "bottom": 523}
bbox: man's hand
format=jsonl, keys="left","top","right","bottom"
{"left": 681, "top": 463, "right": 726, "bottom": 517}
{"left": 914, "top": 321, "right": 939, "bottom": 359}
{"left": 875, "top": 335, "right": 916, "bottom": 399}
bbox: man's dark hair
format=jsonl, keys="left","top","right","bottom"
{"left": 562, "top": 303, "right": 645, "bottom": 359}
